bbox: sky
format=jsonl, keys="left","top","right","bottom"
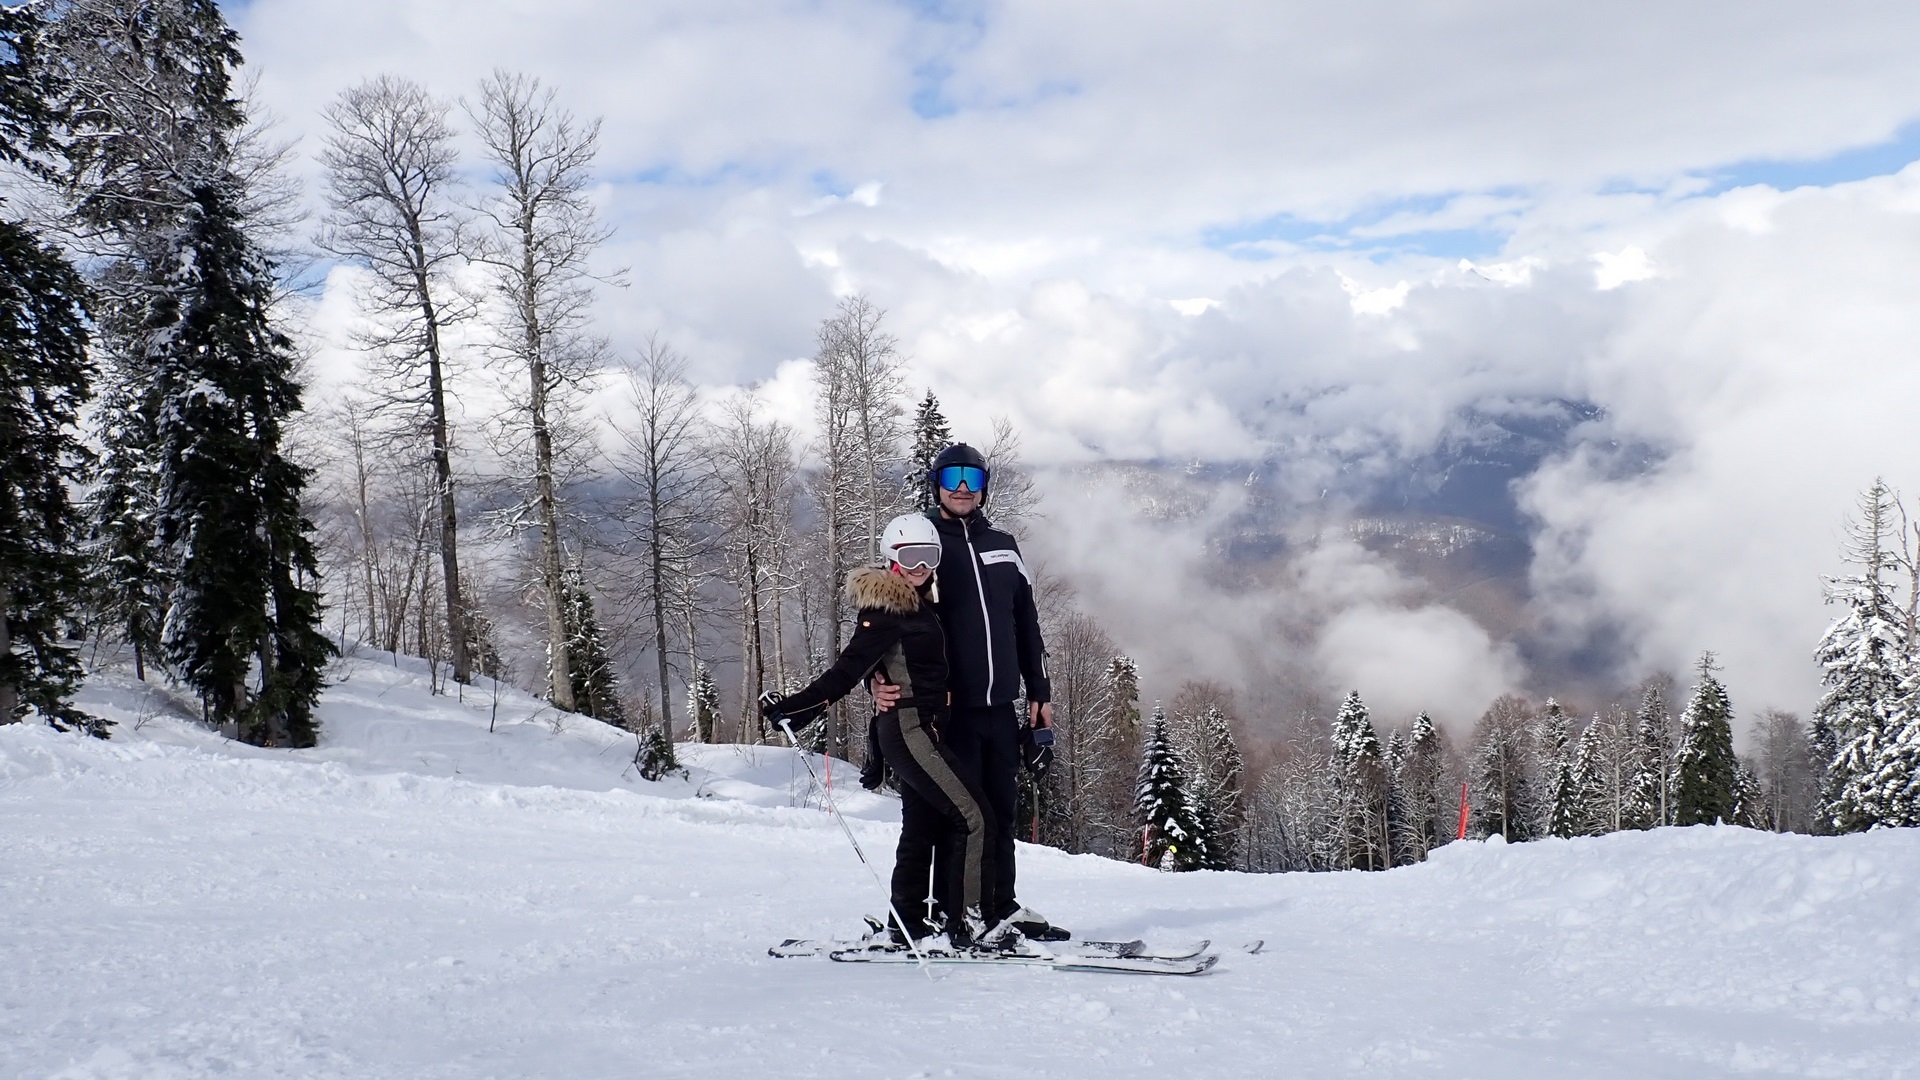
{"left": 231, "top": 0, "right": 1920, "bottom": 730}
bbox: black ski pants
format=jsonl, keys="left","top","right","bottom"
{"left": 877, "top": 706, "right": 996, "bottom": 936}
{"left": 932, "top": 703, "right": 1023, "bottom": 923}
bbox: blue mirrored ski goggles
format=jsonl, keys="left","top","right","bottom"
{"left": 936, "top": 465, "right": 987, "bottom": 492}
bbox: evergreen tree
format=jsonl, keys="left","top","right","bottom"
{"left": 1730, "top": 760, "right": 1769, "bottom": 830}
{"left": 1625, "top": 682, "right": 1676, "bottom": 829}
{"left": 148, "top": 182, "right": 333, "bottom": 746}
{"left": 1106, "top": 655, "right": 1142, "bottom": 743}
{"left": 1184, "top": 704, "right": 1245, "bottom": 864}
{"left": 635, "top": 724, "right": 681, "bottom": 782}
{"left": 1808, "top": 713, "right": 1841, "bottom": 835}
{"left": 0, "top": 4, "right": 102, "bottom": 733}
{"left": 81, "top": 371, "right": 167, "bottom": 680}
{"left": 1674, "top": 652, "right": 1739, "bottom": 826}
{"left": 1381, "top": 727, "right": 1412, "bottom": 865}
{"left": 1538, "top": 698, "right": 1580, "bottom": 838}
{"left": 46, "top": 1, "right": 331, "bottom": 745}
{"left": 1815, "top": 481, "right": 1914, "bottom": 831}
{"left": 1568, "top": 723, "right": 1607, "bottom": 836}
{"left": 1394, "top": 711, "right": 1451, "bottom": 860}
{"left": 907, "top": 389, "right": 952, "bottom": 511}
{"left": 1860, "top": 669, "right": 1920, "bottom": 827}
{"left": 1331, "top": 691, "right": 1390, "bottom": 869}
{"left": 1135, "top": 704, "right": 1206, "bottom": 871}
{"left": 556, "top": 562, "right": 622, "bottom": 725}
{"left": 0, "top": 220, "right": 98, "bottom": 733}
{"left": 687, "top": 663, "right": 719, "bottom": 743}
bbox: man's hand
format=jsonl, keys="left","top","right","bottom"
{"left": 869, "top": 678, "right": 902, "bottom": 711}
{"left": 1029, "top": 701, "right": 1053, "bottom": 728}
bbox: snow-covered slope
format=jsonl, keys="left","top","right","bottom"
{"left": 4, "top": 653, "right": 1917, "bottom": 1079}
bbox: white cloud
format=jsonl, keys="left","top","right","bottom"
{"left": 1314, "top": 604, "right": 1527, "bottom": 723}
{"left": 1592, "top": 246, "right": 1658, "bottom": 289}
{"left": 243, "top": 3, "right": 1920, "bottom": 723}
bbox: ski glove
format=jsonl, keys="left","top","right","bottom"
{"left": 759, "top": 691, "right": 811, "bottom": 732}
{"left": 1021, "top": 724, "right": 1054, "bottom": 776}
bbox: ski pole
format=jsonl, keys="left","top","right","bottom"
{"left": 779, "top": 719, "right": 930, "bottom": 970}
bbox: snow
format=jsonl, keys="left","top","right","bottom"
{"left": 4, "top": 651, "right": 1919, "bottom": 1079}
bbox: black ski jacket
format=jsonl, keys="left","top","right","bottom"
{"left": 770, "top": 567, "right": 950, "bottom": 728}
{"left": 926, "top": 509, "right": 1050, "bottom": 707}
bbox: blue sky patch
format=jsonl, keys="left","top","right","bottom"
{"left": 1202, "top": 193, "right": 1518, "bottom": 263}
{"left": 1701, "top": 121, "right": 1920, "bottom": 194}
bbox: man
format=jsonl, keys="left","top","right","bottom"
{"left": 876, "top": 442, "right": 1063, "bottom": 940}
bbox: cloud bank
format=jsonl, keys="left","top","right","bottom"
{"left": 243, "top": 2, "right": 1920, "bottom": 727}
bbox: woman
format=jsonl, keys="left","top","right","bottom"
{"left": 759, "top": 513, "right": 998, "bottom": 949}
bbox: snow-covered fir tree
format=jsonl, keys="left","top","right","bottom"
{"left": 82, "top": 373, "right": 168, "bottom": 681}
{"left": 1382, "top": 727, "right": 1413, "bottom": 865}
{"left": 1330, "top": 691, "right": 1390, "bottom": 870}
{"left": 1860, "top": 667, "right": 1920, "bottom": 827}
{"left": 1471, "top": 694, "right": 1541, "bottom": 842}
{"left": 1730, "top": 761, "right": 1768, "bottom": 830}
{"left": 0, "top": 216, "right": 97, "bottom": 732}
{"left": 906, "top": 389, "right": 951, "bottom": 511}
{"left": 1814, "top": 480, "right": 1916, "bottom": 831}
{"left": 1674, "top": 653, "right": 1739, "bottom": 826}
{"left": 46, "top": 0, "right": 332, "bottom": 745}
{"left": 0, "top": 7, "right": 104, "bottom": 734}
{"left": 146, "top": 182, "right": 333, "bottom": 745}
{"left": 1568, "top": 722, "right": 1607, "bottom": 836}
{"left": 1190, "top": 775, "right": 1231, "bottom": 870}
{"left": 1393, "top": 711, "right": 1451, "bottom": 861}
{"left": 1135, "top": 704, "right": 1206, "bottom": 871}
{"left": 687, "top": 664, "right": 720, "bottom": 743}
{"left": 555, "top": 563, "right": 622, "bottom": 725}
{"left": 1177, "top": 703, "right": 1245, "bottom": 864}
{"left": 1539, "top": 698, "right": 1582, "bottom": 838}
{"left": 1626, "top": 681, "right": 1676, "bottom": 828}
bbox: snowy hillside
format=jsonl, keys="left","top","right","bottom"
{"left": 4, "top": 653, "right": 1918, "bottom": 1079}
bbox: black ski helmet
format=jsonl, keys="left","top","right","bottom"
{"left": 929, "top": 442, "right": 990, "bottom": 499}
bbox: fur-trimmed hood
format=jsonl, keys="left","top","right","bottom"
{"left": 846, "top": 565, "right": 923, "bottom": 614}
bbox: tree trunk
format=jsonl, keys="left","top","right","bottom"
{"left": 413, "top": 246, "right": 468, "bottom": 686}
{"left": 824, "top": 490, "right": 845, "bottom": 757}
{"left": 532, "top": 358, "right": 572, "bottom": 711}
{"left": 0, "top": 583, "right": 16, "bottom": 722}
{"left": 744, "top": 537, "right": 765, "bottom": 741}
{"left": 650, "top": 471, "right": 673, "bottom": 738}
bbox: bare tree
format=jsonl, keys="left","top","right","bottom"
{"left": 464, "top": 70, "right": 616, "bottom": 711}
{"left": 982, "top": 414, "right": 1040, "bottom": 532}
{"left": 710, "top": 393, "right": 799, "bottom": 741}
{"left": 809, "top": 294, "right": 907, "bottom": 755}
{"left": 1753, "top": 708, "right": 1820, "bottom": 833}
{"left": 1043, "top": 610, "right": 1125, "bottom": 853}
{"left": 611, "top": 337, "right": 709, "bottom": 741}
{"left": 318, "top": 75, "right": 475, "bottom": 684}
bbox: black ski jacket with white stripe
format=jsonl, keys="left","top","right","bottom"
{"left": 926, "top": 509, "right": 1050, "bottom": 707}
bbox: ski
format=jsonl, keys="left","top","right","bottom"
{"left": 826, "top": 945, "right": 1218, "bottom": 976}
{"left": 770, "top": 936, "right": 1211, "bottom": 962}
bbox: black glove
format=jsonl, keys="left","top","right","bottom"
{"left": 1021, "top": 723, "right": 1055, "bottom": 776}
{"left": 757, "top": 690, "right": 788, "bottom": 723}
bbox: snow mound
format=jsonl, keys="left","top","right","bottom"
{"left": 2, "top": 652, "right": 1917, "bottom": 1079}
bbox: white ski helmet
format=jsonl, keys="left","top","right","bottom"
{"left": 883, "top": 514, "right": 943, "bottom": 572}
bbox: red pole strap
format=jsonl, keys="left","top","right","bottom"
{"left": 1456, "top": 781, "right": 1470, "bottom": 840}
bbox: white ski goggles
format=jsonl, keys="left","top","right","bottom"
{"left": 890, "top": 543, "right": 942, "bottom": 571}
